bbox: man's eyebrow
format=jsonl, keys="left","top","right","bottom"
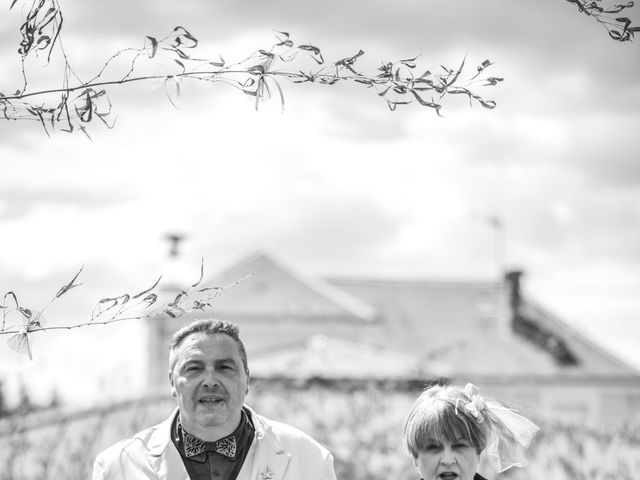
{"left": 181, "top": 358, "right": 203, "bottom": 366}
{"left": 215, "top": 357, "right": 237, "bottom": 365}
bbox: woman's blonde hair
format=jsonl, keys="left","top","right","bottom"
{"left": 403, "top": 384, "right": 489, "bottom": 457}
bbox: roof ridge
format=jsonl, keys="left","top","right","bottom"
{"left": 326, "top": 276, "right": 500, "bottom": 288}
{"left": 211, "top": 250, "right": 377, "bottom": 322}
{"left": 263, "top": 253, "right": 378, "bottom": 322}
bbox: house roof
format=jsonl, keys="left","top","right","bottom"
{"left": 327, "top": 277, "right": 640, "bottom": 380}
{"left": 168, "top": 250, "right": 639, "bottom": 382}
{"left": 205, "top": 251, "right": 377, "bottom": 323}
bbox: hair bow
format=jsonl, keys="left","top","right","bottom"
{"left": 463, "top": 383, "right": 486, "bottom": 422}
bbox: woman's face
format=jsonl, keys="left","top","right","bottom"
{"left": 413, "top": 437, "right": 480, "bottom": 480}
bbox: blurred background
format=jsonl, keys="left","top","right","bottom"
{"left": 1, "top": 0, "right": 639, "bottom": 478}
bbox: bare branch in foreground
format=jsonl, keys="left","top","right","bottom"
{"left": 1, "top": 263, "right": 253, "bottom": 360}
{"left": 3, "top": 1, "right": 503, "bottom": 136}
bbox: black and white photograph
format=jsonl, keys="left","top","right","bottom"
{"left": 1, "top": 0, "right": 639, "bottom": 479}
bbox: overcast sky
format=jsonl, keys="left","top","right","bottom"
{"left": 1, "top": 0, "right": 639, "bottom": 406}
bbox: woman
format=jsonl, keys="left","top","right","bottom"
{"left": 403, "top": 383, "right": 539, "bottom": 480}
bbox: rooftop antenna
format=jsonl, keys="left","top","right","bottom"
{"left": 486, "top": 215, "right": 506, "bottom": 277}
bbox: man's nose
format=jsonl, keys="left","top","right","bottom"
{"left": 201, "top": 367, "right": 220, "bottom": 389}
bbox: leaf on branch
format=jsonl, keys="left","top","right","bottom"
{"left": 192, "top": 300, "right": 211, "bottom": 311}
{"left": 143, "top": 293, "right": 157, "bottom": 306}
{"left": 147, "top": 36, "right": 158, "bottom": 58}
{"left": 386, "top": 99, "right": 411, "bottom": 111}
{"left": 478, "top": 59, "right": 493, "bottom": 73}
{"left": 319, "top": 77, "right": 340, "bottom": 85}
{"left": 411, "top": 90, "right": 443, "bottom": 116}
{"left": 171, "top": 291, "right": 187, "bottom": 306}
{"left": 209, "top": 56, "right": 225, "bottom": 67}
{"left": 258, "top": 49, "right": 275, "bottom": 59}
{"left": 169, "top": 26, "right": 198, "bottom": 49}
{"left": 274, "top": 30, "right": 294, "bottom": 48}
{"left": 97, "top": 294, "right": 130, "bottom": 309}
{"left": 400, "top": 56, "right": 420, "bottom": 68}
{"left": 355, "top": 78, "right": 374, "bottom": 86}
{"left": 174, "top": 59, "right": 186, "bottom": 72}
{"left": 164, "top": 76, "right": 182, "bottom": 109}
{"left": 377, "top": 85, "right": 391, "bottom": 97}
{"left": 609, "top": 29, "right": 623, "bottom": 39}
{"left": 247, "top": 64, "right": 265, "bottom": 74}
{"left": 604, "top": 2, "right": 633, "bottom": 14}
{"left": 36, "top": 35, "right": 52, "bottom": 50}
{"left": 198, "top": 286, "right": 223, "bottom": 293}
{"left": 615, "top": 16, "right": 632, "bottom": 28}
{"left": 132, "top": 275, "right": 162, "bottom": 299}
{"left": 191, "top": 258, "right": 204, "bottom": 288}
{"left": 335, "top": 50, "right": 365, "bottom": 72}
{"left": 173, "top": 48, "right": 191, "bottom": 60}
{"left": 56, "top": 266, "right": 84, "bottom": 298}
{"left": 472, "top": 94, "right": 497, "bottom": 109}
{"left": 484, "top": 77, "right": 504, "bottom": 86}
{"left": 442, "top": 56, "right": 466, "bottom": 89}
{"left": 298, "top": 44, "right": 324, "bottom": 64}
{"left": 3, "top": 291, "right": 19, "bottom": 310}
{"left": 7, "top": 331, "right": 33, "bottom": 360}
{"left": 91, "top": 293, "right": 131, "bottom": 320}
{"left": 164, "top": 304, "right": 185, "bottom": 318}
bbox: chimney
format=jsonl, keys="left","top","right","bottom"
{"left": 504, "top": 269, "right": 523, "bottom": 322}
{"left": 161, "top": 232, "right": 191, "bottom": 292}
{"left": 165, "top": 233, "right": 185, "bottom": 258}
{"left": 504, "top": 269, "right": 579, "bottom": 365}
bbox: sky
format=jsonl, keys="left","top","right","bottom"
{"left": 1, "top": 0, "right": 639, "bottom": 407}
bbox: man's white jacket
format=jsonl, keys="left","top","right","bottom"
{"left": 92, "top": 406, "right": 337, "bottom": 480}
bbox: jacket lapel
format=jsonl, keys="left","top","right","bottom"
{"left": 146, "top": 408, "right": 190, "bottom": 480}
{"left": 239, "top": 408, "right": 291, "bottom": 480}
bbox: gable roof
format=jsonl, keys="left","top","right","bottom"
{"left": 164, "top": 251, "right": 639, "bottom": 382}
{"left": 205, "top": 251, "right": 377, "bottom": 323}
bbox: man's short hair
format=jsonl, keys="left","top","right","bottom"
{"left": 168, "top": 319, "right": 249, "bottom": 378}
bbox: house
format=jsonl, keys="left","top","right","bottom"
{"left": 147, "top": 251, "right": 640, "bottom": 426}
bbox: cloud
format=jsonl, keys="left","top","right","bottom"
{"left": 565, "top": 116, "right": 640, "bottom": 187}
{"left": 271, "top": 193, "right": 403, "bottom": 265}
{"left": 0, "top": 186, "right": 133, "bottom": 221}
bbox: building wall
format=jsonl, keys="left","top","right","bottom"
{"left": 478, "top": 380, "right": 640, "bottom": 427}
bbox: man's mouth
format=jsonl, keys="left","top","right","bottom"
{"left": 438, "top": 472, "right": 458, "bottom": 480}
{"left": 198, "top": 395, "right": 225, "bottom": 405}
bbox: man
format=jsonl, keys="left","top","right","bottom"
{"left": 93, "top": 319, "right": 337, "bottom": 480}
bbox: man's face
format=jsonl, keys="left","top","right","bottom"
{"left": 169, "top": 333, "right": 249, "bottom": 440}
